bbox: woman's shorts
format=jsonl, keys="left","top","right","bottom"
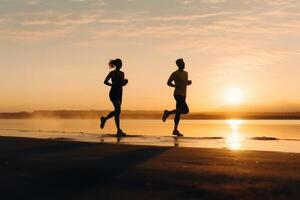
{"left": 109, "top": 90, "right": 122, "bottom": 103}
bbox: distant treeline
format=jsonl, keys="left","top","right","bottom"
{"left": 1, "top": 110, "right": 300, "bottom": 120}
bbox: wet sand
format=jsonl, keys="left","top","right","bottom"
{"left": 1, "top": 136, "right": 300, "bottom": 200}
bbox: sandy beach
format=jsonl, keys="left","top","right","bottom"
{"left": 0, "top": 136, "right": 299, "bottom": 200}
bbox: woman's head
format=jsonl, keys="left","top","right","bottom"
{"left": 109, "top": 58, "right": 122, "bottom": 69}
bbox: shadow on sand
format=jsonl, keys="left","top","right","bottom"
{"left": 0, "top": 137, "right": 170, "bottom": 199}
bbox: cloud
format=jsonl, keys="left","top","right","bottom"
{"left": 25, "top": 0, "right": 41, "bottom": 5}
{"left": 0, "top": 0, "right": 300, "bottom": 43}
{"left": 20, "top": 12, "right": 99, "bottom": 26}
{"left": 0, "top": 26, "right": 74, "bottom": 39}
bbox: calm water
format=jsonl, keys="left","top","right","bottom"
{"left": 0, "top": 119, "right": 300, "bottom": 153}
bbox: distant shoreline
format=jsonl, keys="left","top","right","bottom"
{"left": 1, "top": 110, "right": 300, "bottom": 120}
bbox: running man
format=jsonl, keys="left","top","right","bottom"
{"left": 100, "top": 58, "right": 128, "bottom": 137}
{"left": 162, "top": 58, "right": 192, "bottom": 137}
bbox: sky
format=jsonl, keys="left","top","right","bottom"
{"left": 1, "top": 0, "right": 300, "bottom": 112}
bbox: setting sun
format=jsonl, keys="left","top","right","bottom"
{"left": 225, "top": 87, "right": 244, "bottom": 105}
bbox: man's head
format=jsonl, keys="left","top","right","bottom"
{"left": 176, "top": 58, "right": 185, "bottom": 70}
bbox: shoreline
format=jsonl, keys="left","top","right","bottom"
{"left": 1, "top": 131, "right": 300, "bottom": 154}
{"left": 1, "top": 136, "right": 300, "bottom": 199}
{"left": 3, "top": 135, "right": 300, "bottom": 154}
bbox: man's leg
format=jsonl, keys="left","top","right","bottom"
{"left": 168, "top": 110, "right": 177, "bottom": 115}
{"left": 172, "top": 95, "right": 184, "bottom": 136}
{"left": 162, "top": 109, "right": 176, "bottom": 121}
{"left": 174, "top": 112, "right": 180, "bottom": 131}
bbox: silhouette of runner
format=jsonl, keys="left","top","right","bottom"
{"left": 162, "top": 59, "right": 192, "bottom": 137}
{"left": 100, "top": 59, "right": 128, "bottom": 137}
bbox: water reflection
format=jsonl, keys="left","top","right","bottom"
{"left": 173, "top": 137, "right": 179, "bottom": 147}
{"left": 226, "top": 120, "right": 243, "bottom": 150}
{"left": 117, "top": 136, "right": 123, "bottom": 144}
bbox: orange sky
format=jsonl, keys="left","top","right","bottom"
{"left": 1, "top": 0, "right": 300, "bottom": 112}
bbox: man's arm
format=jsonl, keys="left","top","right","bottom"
{"left": 122, "top": 72, "right": 128, "bottom": 86}
{"left": 187, "top": 72, "right": 192, "bottom": 86}
{"left": 167, "top": 73, "right": 176, "bottom": 87}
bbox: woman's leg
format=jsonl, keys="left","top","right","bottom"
{"left": 113, "top": 100, "right": 121, "bottom": 131}
{"left": 101, "top": 100, "right": 117, "bottom": 127}
{"left": 105, "top": 111, "right": 115, "bottom": 120}
{"left": 101, "top": 109, "right": 115, "bottom": 129}
{"left": 104, "top": 92, "right": 118, "bottom": 121}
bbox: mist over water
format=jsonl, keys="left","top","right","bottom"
{"left": 1, "top": 119, "right": 300, "bottom": 153}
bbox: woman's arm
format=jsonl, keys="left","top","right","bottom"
{"left": 104, "top": 72, "right": 113, "bottom": 86}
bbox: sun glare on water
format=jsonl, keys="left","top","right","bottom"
{"left": 226, "top": 120, "right": 244, "bottom": 150}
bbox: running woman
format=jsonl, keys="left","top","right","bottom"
{"left": 100, "top": 59, "right": 128, "bottom": 137}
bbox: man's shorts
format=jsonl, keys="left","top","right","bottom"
{"left": 174, "top": 94, "right": 189, "bottom": 114}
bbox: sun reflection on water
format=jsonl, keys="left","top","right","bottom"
{"left": 226, "top": 120, "right": 243, "bottom": 150}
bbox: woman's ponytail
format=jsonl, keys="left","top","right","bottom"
{"left": 109, "top": 59, "right": 115, "bottom": 68}
{"left": 108, "top": 58, "right": 122, "bottom": 69}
